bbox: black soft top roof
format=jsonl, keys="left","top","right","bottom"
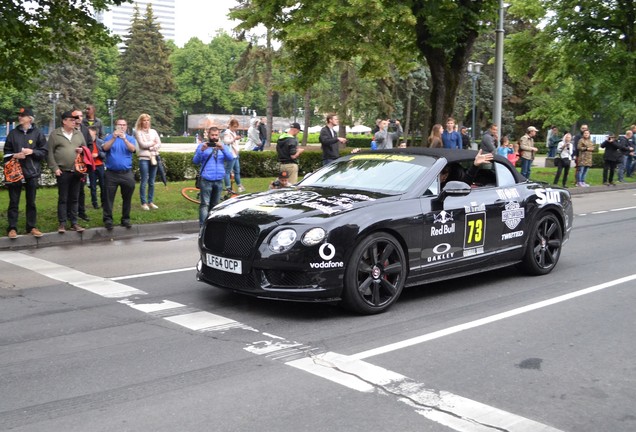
{"left": 360, "top": 147, "right": 527, "bottom": 182}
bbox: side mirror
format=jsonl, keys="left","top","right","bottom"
{"left": 439, "top": 181, "right": 471, "bottom": 201}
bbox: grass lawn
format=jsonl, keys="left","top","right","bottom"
{"left": 0, "top": 177, "right": 272, "bottom": 235}
{"left": 0, "top": 166, "right": 633, "bottom": 235}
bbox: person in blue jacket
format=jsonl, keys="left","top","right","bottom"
{"left": 193, "top": 126, "right": 234, "bottom": 226}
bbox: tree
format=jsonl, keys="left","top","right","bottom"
{"left": 117, "top": 4, "right": 176, "bottom": 134}
{"left": 230, "top": 0, "right": 500, "bottom": 128}
{"left": 0, "top": 0, "right": 129, "bottom": 89}
{"left": 505, "top": 0, "right": 636, "bottom": 132}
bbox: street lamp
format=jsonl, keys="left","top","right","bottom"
{"left": 106, "top": 99, "right": 117, "bottom": 133}
{"left": 48, "top": 91, "right": 60, "bottom": 131}
{"left": 467, "top": 61, "right": 483, "bottom": 144}
{"left": 182, "top": 110, "right": 188, "bottom": 135}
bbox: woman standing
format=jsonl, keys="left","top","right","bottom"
{"left": 247, "top": 117, "right": 261, "bottom": 151}
{"left": 222, "top": 118, "right": 245, "bottom": 192}
{"left": 427, "top": 124, "right": 443, "bottom": 148}
{"left": 135, "top": 113, "right": 162, "bottom": 209}
{"left": 553, "top": 133, "right": 573, "bottom": 187}
{"left": 576, "top": 129, "right": 594, "bottom": 187}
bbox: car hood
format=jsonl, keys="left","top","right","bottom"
{"left": 208, "top": 186, "right": 397, "bottom": 225}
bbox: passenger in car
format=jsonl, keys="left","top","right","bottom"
{"left": 439, "top": 150, "right": 494, "bottom": 189}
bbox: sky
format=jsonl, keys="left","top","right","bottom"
{"left": 174, "top": 0, "right": 240, "bottom": 46}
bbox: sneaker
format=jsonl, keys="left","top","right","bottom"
{"left": 149, "top": 203, "right": 159, "bottom": 209}
{"left": 69, "top": 224, "right": 85, "bottom": 232}
{"left": 30, "top": 228, "right": 43, "bottom": 238}
{"left": 8, "top": 229, "right": 17, "bottom": 239}
{"left": 58, "top": 224, "right": 66, "bottom": 234}
{"left": 121, "top": 221, "right": 132, "bottom": 228}
{"left": 583, "top": 183, "right": 590, "bottom": 187}
{"left": 105, "top": 222, "right": 114, "bottom": 231}
{"left": 141, "top": 204, "right": 150, "bottom": 211}
{"left": 237, "top": 185, "right": 246, "bottom": 193}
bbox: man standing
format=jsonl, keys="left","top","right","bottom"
{"left": 617, "top": 130, "right": 634, "bottom": 182}
{"left": 82, "top": 105, "right": 104, "bottom": 138}
{"left": 3, "top": 107, "right": 48, "bottom": 239}
{"left": 102, "top": 118, "right": 136, "bottom": 230}
{"left": 519, "top": 126, "right": 540, "bottom": 178}
{"left": 441, "top": 117, "right": 462, "bottom": 149}
{"left": 72, "top": 109, "right": 91, "bottom": 222}
{"left": 319, "top": 113, "right": 347, "bottom": 166}
{"left": 257, "top": 117, "right": 267, "bottom": 151}
{"left": 572, "top": 124, "right": 588, "bottom": 185}
{"left": 193, "top": 127, "right": 234, "bottom": 226}
{"left": 374, "top": 119, "right": 402, "bottom": 150}
{"left": 460, "top": 126, "right": 471, "bottom": 149}
{"left": 480, "top": 123, "right": 498, "bottom": 154}
{"left": 276, "top": 122, "right": 304, "bottom": 183}
{"left": 47, "top": 111, "right": 87, "bottom": 233}
{"left": 547, "top": 126, "right": 560, "bottom": 158}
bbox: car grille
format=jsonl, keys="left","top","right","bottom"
{"left": 204, "top": 267, "right": 259, "bottom": 291}
{"left": 203, "top": 222, "right": 260, "bottom": 258}
{"left": 264, "top": 270, "right": 314, "bottom": 288}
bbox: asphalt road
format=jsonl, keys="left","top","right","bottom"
{"left": 1, "top": 189, "right": 635, "bottom": 431}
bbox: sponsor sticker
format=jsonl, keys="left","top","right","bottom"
{"left": 434, "top": 210, "right": 454, "bottom": 224}
{"left": 496, "top": 188, "right": 520, "bottom": 201}
{"left": 502, "top": 230, "right": 524, "bottom": 240}
{"left": 427, "top": 243, "right": 455, "bottom": 262}
{"left": 501, "top": 201, "right": 525, "bottom": 230}
{"left": 536, "top": 188, "right": 561, "bottom": 205}
{"left": 319, "top": 243, "right": 336, "bottom": 260}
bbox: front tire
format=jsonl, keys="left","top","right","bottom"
{"left": 521, "top": 213, "right": 563, "bottom": 275}
{"left": 342, "top": 232, "right": 406, "bottom": 314}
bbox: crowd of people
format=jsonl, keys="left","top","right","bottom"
{"left": 4, "top": 107, "right": 636, "bottom": 237}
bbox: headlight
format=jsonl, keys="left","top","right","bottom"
{"left": 268, "top": 229, "right": 297, "bottom": 253}
{"left": 301, "top": 227, "right": 326, "bottom": 246}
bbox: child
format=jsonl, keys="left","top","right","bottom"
{"left": 269, "top": 171, "right": 291, "bottom": 189}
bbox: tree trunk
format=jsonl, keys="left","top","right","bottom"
{"left": 302, "top": 88, "right": 311, "bottom": 146}
{"left": 338, "top": 64, "right": 350, "bottom": 141}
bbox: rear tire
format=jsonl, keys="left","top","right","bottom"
{"left": 342, "top": 232, "right": 406, "bottom": 314}
{"left": 520, "top": 213, "right": 563, "bottom": 275}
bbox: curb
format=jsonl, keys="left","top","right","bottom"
{"left": 0, "top": 220, "right": 200, "bottom": 251}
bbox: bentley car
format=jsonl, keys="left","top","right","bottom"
{"left": 196, "top": 148, "right": 573, "bottom": 314}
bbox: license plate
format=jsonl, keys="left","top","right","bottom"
{"left": 206, "top": 253, "right": 243, "bottom": 274}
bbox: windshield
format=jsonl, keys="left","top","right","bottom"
{"left": 299, "top": 154, "right": 435, "bottom": 194}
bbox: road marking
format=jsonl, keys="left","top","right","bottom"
{"left": 577, "top": 205, "right": 636, "bottom": 217}
{"left": 6, "top": 251, "right": 634, "bottom": 431}
{"left": 0, "top": 252, "right": 145, "bottom": 298}
{"left": 288, "top": 352, "right": 562, "bottom": 431}
{"left": 111, "top": 267, "right": 194, "bottom": 281}
{"left": 350, "top": 273, "right": 636, "bottom": 360}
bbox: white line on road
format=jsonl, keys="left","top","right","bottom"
{"left": 0, "top": 252, "right": 146, "bottom": 298}
{"left": 350, "top": 273, "right": 636, "bottom": 360}
{"left": 6, "top": 251, "right": 634, "bottom": 431}
{"left": 110, "top": 267, "right": 195, "bottom": 281}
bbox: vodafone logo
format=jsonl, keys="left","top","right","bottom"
{"left": 319, "top": 243, "right": 336, "bottom": 260}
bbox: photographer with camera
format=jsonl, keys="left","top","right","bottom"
{"left": 374, "top": 118, "right": 402, "bottom": 150}
{"left": 600, "top": 133, "right": 627, "bottom": 185}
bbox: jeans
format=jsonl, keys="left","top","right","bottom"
{"left": 617, "top": 155, "right": 628, "bottom": 181}
{"left": 139, "top": 159, "right": 158, "bottom": 204}
{"left": 576, "top": 166, "right": 590, "bottom": 184}
{"left": 626, "top": 155, "right": 634, "bottom": 177}
{"left": 323, "top": 159, "right": 336, "bottom": 166}
{"left": 199, "top": 178, "right": 223, "bottom": 225}
{"left": 547, "top": 146, "right": 557, "bottom": 158}
{"left": 56, "top": 171, "right": 82, "bottom": 224}
{"left": 7, "top": 177, "right": 39, "bottom": 232}
{"left": 223, "top": 157, "right": 241, "bottom": 188}
{"left": 89, "top": 165, "right": 106, "bottom": 207}
{"left": 103, "top": 169, "right": 135, "bottom": 225}
{"left": 520, "top": 158, "right": 533, "bottom": 178}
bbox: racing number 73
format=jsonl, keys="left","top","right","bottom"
{"left": 464, "top": 212, "right": 486, "bottom": 248}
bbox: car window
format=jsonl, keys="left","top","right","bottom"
{"left": 301, "top": 154, "right": 435, "bottom": 194}
{"left": 495, "top": 161, "right": 517, "bottom": 186}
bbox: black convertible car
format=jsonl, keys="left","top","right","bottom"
{"left": 196, "top": 148, "right": 573, "bottom": 314}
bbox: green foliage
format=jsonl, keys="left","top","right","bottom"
{"left": 0, "top": 0, "right": 126, "bottom": 90}
{"left": 118, "top": 4, "right": 176, "bottom": 134}
{"left": 92, "top": 44, "right": 120, "bottom": 122}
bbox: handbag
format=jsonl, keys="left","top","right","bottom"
{"left": 3, "top": 158, "right": 24, "bottom": 183}
{"left": 74, "top": 153, "right": 87, "bottom": 174}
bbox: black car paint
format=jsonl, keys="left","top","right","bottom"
{"left": 197, "top": 149, "right": 573, "bottom": 310}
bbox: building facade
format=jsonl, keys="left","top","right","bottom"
{"left": 98, "top": 0, "right": 176, "bottom": 43}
